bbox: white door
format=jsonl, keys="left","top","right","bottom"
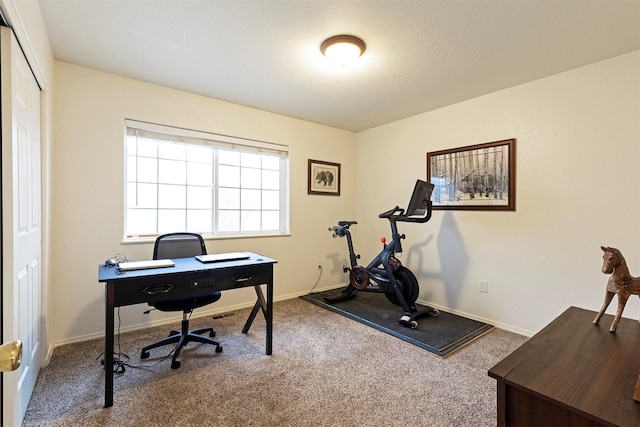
{"left": 1, "top": 27, "right": 42, "bottom": 426}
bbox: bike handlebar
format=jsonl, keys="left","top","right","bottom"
{"left": 331, "top": 200, "right": 432, "bottom": 238}
{"left": 378, "top": 206, "right": 404, "bottom": 218}
{"left": 378, "top": 202, "right": 433, "bottom": 223}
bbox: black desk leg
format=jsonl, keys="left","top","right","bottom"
{"left": 104, "top": 283, "right": 115, "bottom": 408}
{"left": 241, "top": 283, "right": 273, "bottom": 355}
{"left": 241, "top": 289, "right": 263, "bottom": 334}
{"left": 266, "top": 282, "right": 272, "bottom": 355}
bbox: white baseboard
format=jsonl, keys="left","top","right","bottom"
{"left": 297, "top": 284, "right": 535, "bottom": 337}
{"left": 48, "top": 291, "right": 310, "bottom": 354}
{"left": 46, "top": 288, "right": 533, "bottom": 362}
{"left": 296, "top": 282, "right": 535, "bottom": 337}
{"left": 418, "top": 299, "right": 534, "bottom": 337}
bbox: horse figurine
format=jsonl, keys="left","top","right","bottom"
{"left": 593, "top": 246, "right": 640, "bottom": 332}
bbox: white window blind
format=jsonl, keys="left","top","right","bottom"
{"left": 124, "top": 120, "right": 289, "bottom": 239}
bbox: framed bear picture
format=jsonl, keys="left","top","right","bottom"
{"left": 308, "top": 159, "right": 341, "bottom": 196}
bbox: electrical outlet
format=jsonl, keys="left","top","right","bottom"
{"left": 480, "top": 280, "right": 488, "bottom": 293}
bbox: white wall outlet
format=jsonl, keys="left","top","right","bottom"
{"left": 480, "top": 280, "right": 488, "bottom": 293}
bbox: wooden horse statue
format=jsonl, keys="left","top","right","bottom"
{"left": 593, "top": 246, "right": 640, "bottom": 332}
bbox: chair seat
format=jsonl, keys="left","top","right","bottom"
{"left": 142, "top": 232, "right": 224, "bottom": 369}
{"left": 151, "top": 291, "right": 222, "bottom": 312}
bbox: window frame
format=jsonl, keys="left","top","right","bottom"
{"left": 123, "top": 120, "right": 290, "bottom": 242}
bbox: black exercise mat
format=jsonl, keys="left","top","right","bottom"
{"left": 300, "top": 289, "right": 494, "bottom": 356}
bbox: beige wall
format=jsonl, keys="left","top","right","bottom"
{"left": 50, "top": 62, "right": 357, "bottom": 345}
{"left": 355, "top": 51, "right": 640, "bottom": 335}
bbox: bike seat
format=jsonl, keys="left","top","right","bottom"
{"left": 338, "top": 220, "right": 357, "bottom": 227}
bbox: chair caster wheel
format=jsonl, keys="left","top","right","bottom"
{"left": 210, "top": 331, "right": 216, "bottom": 338}
{"left": 216, "top": 345, "right": 223, "bottom": 353}
{"left": 140, "top": 350, "right": 149, "bottom": 359}
{"left": 169, "top": 330, "right": 179, "bottom": 336}
{"left": 171, "top": 360, "right": 181, "bottom": 369}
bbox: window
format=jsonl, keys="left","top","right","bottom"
{"left": 124, "top": 120, "right": 289, "bottom": 240}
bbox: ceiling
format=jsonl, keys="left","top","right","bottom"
{"left": 38, "top": 0, "right": 640, "bottom": 132}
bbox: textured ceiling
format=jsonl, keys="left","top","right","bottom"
{"left": 38, "top": 0, "right": 640, "bottom": 132}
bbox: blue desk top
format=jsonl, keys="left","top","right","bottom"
{"left": 98, "top": 252, "right": 277, "bottom": 282}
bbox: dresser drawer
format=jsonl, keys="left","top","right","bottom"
{"left": 111, "top": 263, "right": 273, "bottom": 306}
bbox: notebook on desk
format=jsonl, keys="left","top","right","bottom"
{"left": 195, "top": 252, "right": 250, "bottom": 263}
{"left": 118, "top": 259, "right": 175, "bottom": 271}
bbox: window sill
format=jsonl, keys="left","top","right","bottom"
{"left": 122, "top": 232, "right": 291, "bottom": 245}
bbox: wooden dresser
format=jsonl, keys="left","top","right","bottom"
{"left": 489, "top": 306, "right": 640, "bottom": 426}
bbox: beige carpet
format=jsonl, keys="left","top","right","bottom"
{"left": 23, "top": 298, "right": 527, "bottom": 426}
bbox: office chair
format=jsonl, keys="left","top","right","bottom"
{"left": 140, "top": 232, "right": 223, "bottom": 369}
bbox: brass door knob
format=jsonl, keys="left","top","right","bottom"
{"left": 0, "top": 340, "right": 22, "bottom": 372}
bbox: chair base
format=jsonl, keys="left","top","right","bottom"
{"left": 140, "top": 317, "right": 223, "bottom": 369}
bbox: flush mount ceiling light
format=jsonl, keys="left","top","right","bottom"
{"left": 320, "top": 35, "right": 366, "bottom": 66}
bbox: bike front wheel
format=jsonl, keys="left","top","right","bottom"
{"left": 385, "top": 266, "right": 419, "bottom": 308}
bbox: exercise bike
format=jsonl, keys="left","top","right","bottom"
{"left": 327, "top": 179, "right": 439, "bottom": 329}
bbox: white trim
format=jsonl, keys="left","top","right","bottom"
{"left": 298, "top": 283, "right": 536, "bottom": 338}
{"left": 0, "top": 0, "right": 46, "bottom": 90}
{"left": 125, "top": 119, "right": 289, "bottom": 155}
{"left": 420, "top": 300, "right": 534, "bottom": 337}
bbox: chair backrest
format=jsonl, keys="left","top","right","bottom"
{"left": 153, "top": 232, "right": 207, "bottom": 260}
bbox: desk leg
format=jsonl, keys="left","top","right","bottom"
{"left": 241, "top": 283, "right": 273, "bottom": 355}
{"left": 104, "top": 283, "right": 115, "bottom": 408}
{"left": 241, "top": 291, "right": 262, "bottom": 334}
{"left": 266, "top": 282, "right": 272, "bottom": 355}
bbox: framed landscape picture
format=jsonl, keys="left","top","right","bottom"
{"left": 426, "top": 139, "right": 516, "bottom": 210}
{"left": 308, "top": 159, "right": 341, "bottom": 196}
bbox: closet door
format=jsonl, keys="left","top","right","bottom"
{"left": 1, "top": 26, "right": 42, "bottom": 427}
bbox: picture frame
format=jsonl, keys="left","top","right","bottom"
{"left": 308, "top": 159, "right": 341, "bottom": 196}
{"left": 426, "top": 138, "right": 516, "bottom": 210}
